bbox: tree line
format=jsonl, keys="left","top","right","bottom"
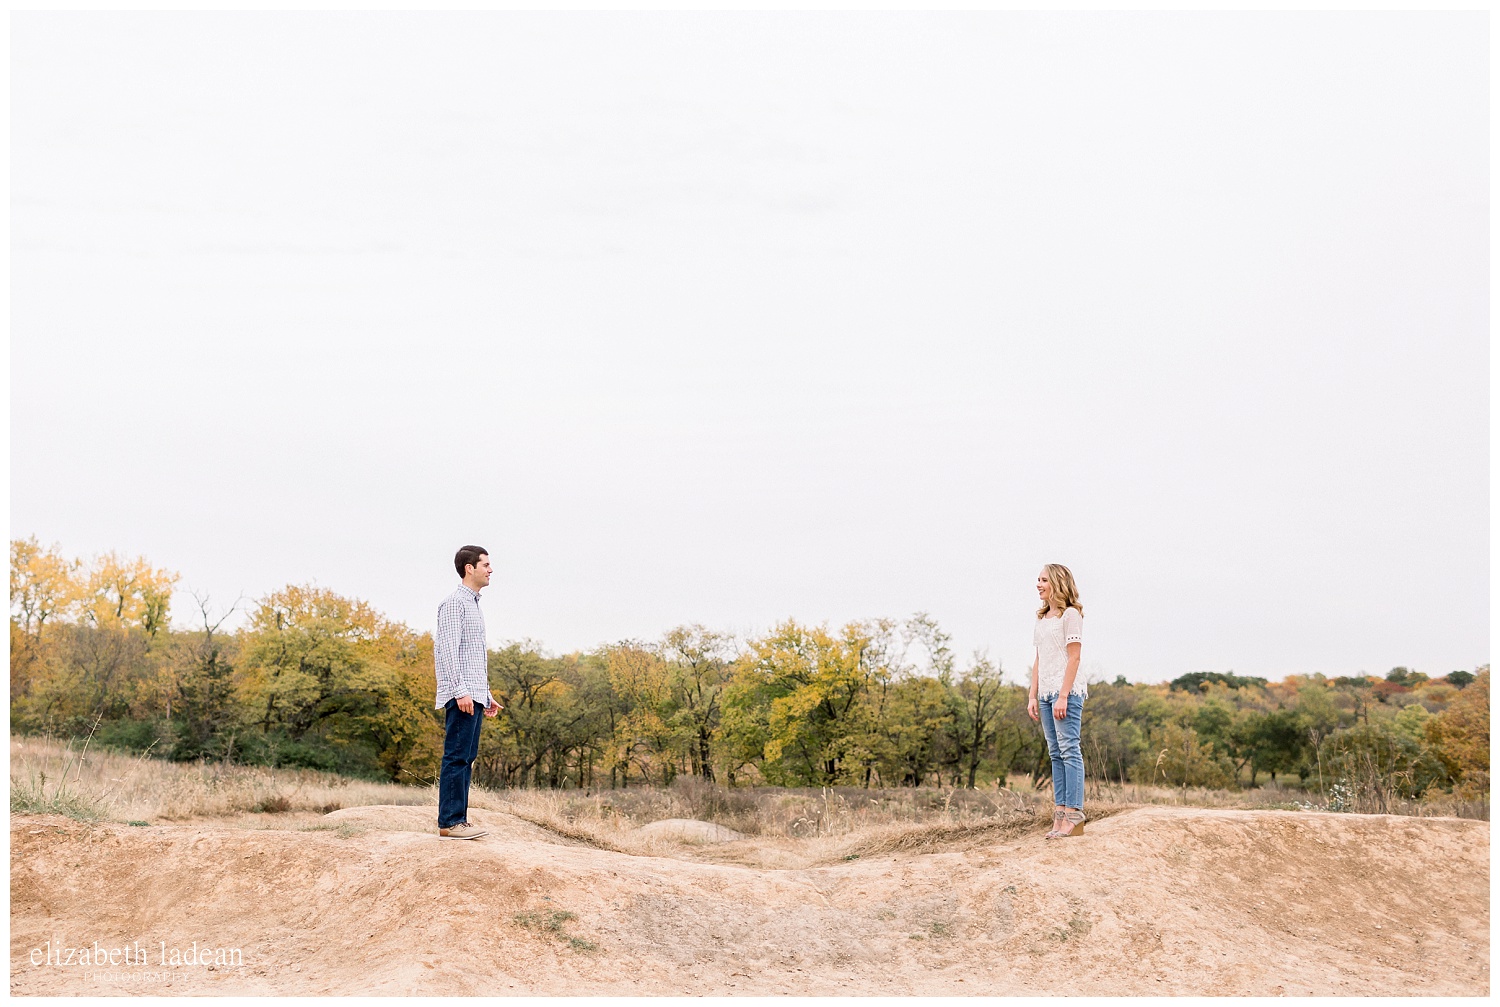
{"left": 10, "top": 538, "right": 1489, "bottom": 809}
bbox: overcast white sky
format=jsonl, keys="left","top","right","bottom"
{"left": 11, "top": 12, "right": 1488, "bottom": 685}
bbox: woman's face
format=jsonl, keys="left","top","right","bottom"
{"left": 1037, "top": 570, "right": 1052, "bottom": 606}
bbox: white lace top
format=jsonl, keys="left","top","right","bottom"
{"left": 1034, "top": 607, "right": 1084, "bottom": 700}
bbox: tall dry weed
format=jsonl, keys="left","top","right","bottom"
{"left": 11, "top": 735, "right": 1482, "bottom": 838}
{"left": 1081, "top": 774, "right": 1486, "bottom": 821}
{"left": 9, "top": 736, "right": 433, "bottom": 823}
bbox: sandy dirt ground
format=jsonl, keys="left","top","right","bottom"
{"left": 9, "top": 804, "right": 1489, "bottom": 996}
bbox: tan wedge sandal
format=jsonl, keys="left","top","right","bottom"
{"left": 1059, "top": 808, "right": 1086, "bottom": 837}
{"left": 1045, "top": 807, "right": 1066, "bottom": 838}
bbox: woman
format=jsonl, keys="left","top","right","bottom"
{"left": 1027, "top": 563, "right": 1086, "bottom": 838}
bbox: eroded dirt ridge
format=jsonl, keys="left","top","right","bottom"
{"left": 9, "top": 806, "right": 1489, "bottom": 996}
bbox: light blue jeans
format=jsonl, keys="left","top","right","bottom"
{"left": 1038, "top": 693, "right": 1085, "bottom": 810}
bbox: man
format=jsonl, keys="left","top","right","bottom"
{"left": 435, "top": 544, "right": 501, "bottom": 839}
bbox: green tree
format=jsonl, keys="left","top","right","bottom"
{"left": 1135, "top": 722, "right": 1234, "bottom": 789}
{"left": 1078, "top": 681, "right": 1147, "bottom": 786}
{"left": 1319, "top": 720, "right": 1447, "bottom": 811}
{"left": 663, "top": 625, "right": 733, "bottom": 780}
{"left": 169, "top": 594, "right": 244, "bottom": 761}
{"left": 878, "top": 674, "right": 956, "bottom": 786}
{"left": 722, "top": 619, "right": 881, "bottom": 785}
{"left": 1236, "top": 708, "right": 1304, "bottom": 784}
{"left": 483, "top": 644, "right": 595, "bottom": 788}
{"left": 608, "top": 642, "right": 679, "bottom": 785}
{"left": 1425, "top": 668, "right": 1489, "bottom": 799}
{"left": 950, "top": 655, "right": 1007, "bottom": 788}
{"left": 236, "top": 585, "right": 402, "bottom": 774}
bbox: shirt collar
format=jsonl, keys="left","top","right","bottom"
{"left": 457, "top": 584, "right": 481, "bottom": 602}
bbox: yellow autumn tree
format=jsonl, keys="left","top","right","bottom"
{"left": 608, "top": 642, "right": 678, "bottom": 784}
{"left": 11, "top": 540, "right": 180, "bottom": 729}
{"left": 81, "top": 552, "right": 179, "bottom": 638}
{"left": 1426, "top": 668, "right": 1489, "bottom": 799}
{"left": 9, "top": 538, "right": 84, "bottom": 698}
{"left": 236, "top": 585, "right": 429, "bottom": 775}
{"left": 10, "top": 537, "right": 82, "bottom": 634}
{"left": 722, "top": 619, "right": 881, "bottom": 786}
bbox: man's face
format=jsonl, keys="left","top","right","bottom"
{"left": 467, "top": 555, "right": 493, "bottom": 588}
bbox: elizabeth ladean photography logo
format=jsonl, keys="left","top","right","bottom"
{"left": 31, "top": 939, "right": 242, "bottom": 969}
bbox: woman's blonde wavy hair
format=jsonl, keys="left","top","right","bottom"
{"left": 1037, "top": 563, "right": 1084, "bottom": 619}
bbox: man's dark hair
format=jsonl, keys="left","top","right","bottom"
{"left": 454, "top": 545, "right": 489, "bottom": 578}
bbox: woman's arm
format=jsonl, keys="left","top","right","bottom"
{"left": 1059, "top": 642, "right": 1081, "bottom": 696}
{"left": 1027, "top": 649, "right": 1040, "bottom": 721}
{"left": 1054, "top": 608, "right": 1083, "bottom": 719}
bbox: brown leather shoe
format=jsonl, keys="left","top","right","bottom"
{"left": 439, "top": 823, "right": 488, "bottom": 839}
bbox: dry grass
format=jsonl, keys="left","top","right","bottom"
{"left": 494, "top": 777, "right": 1052, "bottom": 838}
{"left": 487, "top": 778, "right": 1144, "bottom": 863}
{"left": 1081, "top": 776, "right": 1488, "bottom": 821}
{"left": 828, "top": 801, "right": 1144, "bottom": 860}
{"left": 482, "top": 794, "right": 640, "bottom": 854}
{"left": 9, "top": 735, "right": 433, "bottom": 824}
{"left": 11, "top": 734, "right": 1484, "bottom": 848}
{"left": 481, "top": 785, "right": 1062, "bottom": 864}
{"left": 831, "top": 813, "right": 1038, "bottom": 859}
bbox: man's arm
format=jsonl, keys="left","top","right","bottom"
{"left": 434, "top": 599, "right": 469, "bottom": 709}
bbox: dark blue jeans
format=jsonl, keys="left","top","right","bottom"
{"left": 438, "top": 698, "right": 484, "bottom": 829}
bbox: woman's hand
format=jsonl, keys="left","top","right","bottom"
{"left": 1027, "top": 693, "right": 1039, "bottom": 721}
{"left": 1053, "top": 695, "right": 1069, "bottom": 720}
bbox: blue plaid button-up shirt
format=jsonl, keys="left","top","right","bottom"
{"left": 434, "top": 584, "right": 493, "bottom": 710}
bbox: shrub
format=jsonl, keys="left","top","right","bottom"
{"left": 1318, "top": 721, "right": 1448, "bottom": 811}
{"left": 1132, "top": 724, "right": 1234, "bottom": 789}
{"left": 1425, "top": 669, "right": 1489, "bottom": 799}
{"left": 10, "top": 770, "right": 105, "bottom": 821}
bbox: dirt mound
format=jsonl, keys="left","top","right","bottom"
{"left": 9, "top": 805, "right": 1488, "bottom": 995}
{"left": 320, "top": 805, "right": 561, "bottom": 843}
{"left": 635, "top": 818, "right": 745, "bottom": 844}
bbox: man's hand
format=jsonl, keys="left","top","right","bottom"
{"left": 456, "top": 695, "right": 474, "bottom": 715}
{"left": 484, "top": 699, "right": 501, "bottom": 718}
